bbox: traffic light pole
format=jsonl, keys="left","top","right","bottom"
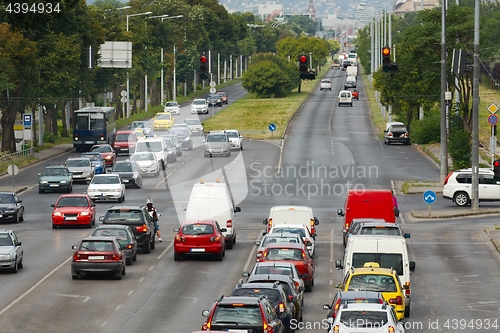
{"left": 471, "top": 0, "right": 481, "bottom": 211}
{"left": 440, "top": 0, "right": 448, "bottom": 184}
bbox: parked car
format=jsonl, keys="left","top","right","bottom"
{"left": 65, "top": 157, "right": 94, "bottom": 183}
{"left": 86, "top": 174, "right": 125, "bottom": 203}
{"left": 81, "top": 152, "right": 106, "bottom": 174}
{"left": 90, "top": 144, "right": 116, "bottom": 167}
{"left": 169, "top": 127, "right": 193, "bottom": 150}
{"left": 0, "top": 191, "right": 24, "bottom": 223}
{"left": 71, "top": 236, "right": 126, "bottom": 280}
{"left": 173, "top": 220, "right": 226, "bottom": 261}
{"left": 184, "top": 118, "right": 204, "bottom": 136}
{"left": 163, "top": 101, "right": 180, "bottom": 114}
{"left": 0, "top": 229, "right": 23, "bottom": 273}
{"left": 111, "top": 160, "right": 143, "bottom": 188}
{"left": 443, "top": 168, "right": 500, "bottom": 207}
{"left": 38, "top": 164, "right": 73, "bottom": 194}
{"left": 51, "top": 194, "right": 96, "bottom": 229}
{"left": 92, "top": 225, "right": 138, "bottom": 265}
{"left": 191, "top": 98, "right": 208, "bottom": 114}
{"left": 384, "top": 123, "right": 410, "bottom": 145}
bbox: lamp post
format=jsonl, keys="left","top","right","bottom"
{"left": 125, "top": 11, "right": 152, "bottom": 118}
{"left": 161, "top": 15, "right": 183, "bottom": 103}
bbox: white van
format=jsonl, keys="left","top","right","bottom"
{"left": 263, "top": 205, "right": 319, "bottom": 235}
{"left": 135, "top": 138, "right": 167, "bottom": 170}
{"left": 346, "top": 66, "right": 358, "bottom": 77}
{"left": 335, "top": 235, "right": 415, "bottom": 317}
{"left": 184, "top": 179, "right": 241, "bottom": 249}
{"left": 338, "top": 90, "right": 353, "bottom": 107}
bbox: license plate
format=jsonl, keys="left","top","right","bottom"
{"left": 85, "top": 141, "right": 94, "bottom": 144}
{"left": 190, "top": 248, "right": 205, "bottom": 252}
{"left": 49, "top": 184, "right": 59, "bottom": 187}
{"left": 88, "top": 256, "right": 104, "bottom": 260}
{"left": 65, "top": 217, "right": 77, "bottom": 221}
{"left": 123, "top": 180, "right": 129, "bottom": 182}
{"left": 228, "top": 330, "right": 249, "bottom": 333}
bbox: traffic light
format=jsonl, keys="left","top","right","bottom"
{"left": 308, "top": 70, "right": 316, "bottom": 80}
{"left": 382, "top": 47, "right": 391, "bottom": 72}
{"left": 299, "top": 54, "right": 308, "bottom": 80}
{"left": 458, "top": 49, "right": 473, "bottom": 75}
{"left": 494, "top": 160, "right": 500, "bottom": 180}
{"left": 199, "top": 54, "right": 208, "bottom": 80}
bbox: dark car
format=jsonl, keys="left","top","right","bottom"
{"left": 231, "top": 281, "right": 295, "bottom": 332}
{"left": 71, "top": 236, "right": 126, "bottom": 280}
{"left": 161, "top": 136, "right": 177, "bottom": 163}
{"left": 201, "top": 295, "right": 285, "bottom": 333}
{"left": 384, "top": 124, "right": 410, "bottom": 145}
{"left": 80, "top": 152, "right": 106, "bottom": 174}
{"left": 111, "top": 160, "right": 143, "bottom": 188}
{"left": 218, "top": 91, "right": 228, "bottom": 104}
{"left": 162, "top": 134, "right": 182, "bottom": 156}
{"left": 92, "top": 225, "right": 138, "bottom": 265}
{"left": 206, "top": 94, "right": 223, "bottom": 107}
{"left": 0, "top": 192, "right": 24, "bottom": 223}
{"left": 169, "top": 127, "right": 193, "bottom": 150}
{"left": 38, "top": 165, "right": 73, "bottom": 194}
{"left": 99, "top": 205, "right": 155, "bottom": 254}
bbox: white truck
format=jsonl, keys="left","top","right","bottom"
{"left": 346, "top": 65, "right": 358, "bottom": 77}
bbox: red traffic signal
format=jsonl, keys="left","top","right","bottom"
{"left": 299, "top": 54, "right": 308, "bottom": 80}
{"left": 299, "top": 55, "right": 308, "bottom": 63}
{"left": 200, "top": 54, "right": 208, "bottom": 80}
{"left": 200, "top": 55, "right": 207, "bottom": 63}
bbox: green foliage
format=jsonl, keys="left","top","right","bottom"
{"left": 448, "top": 115, "right": 471, "bottom": 170}
{"left": 242, "top": 53, "right": 298, "bottom": 98}
{"left": 44, "top": 132, "right": 57, "bottom": 144}
{"left": 410, "top": 110, "right": 441, "bottom": 144}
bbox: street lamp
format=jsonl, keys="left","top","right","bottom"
{"left": 125, "top": 11, "right": 152, "bottom": 118}
{"left": 159, "top": 15, "right": 183, "bottom": 104}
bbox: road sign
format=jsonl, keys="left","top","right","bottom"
{"left": 423, "top": 190, "right": 437, "bottom": 205}
{"left": 488, "top": 102, "right": 498, "bottom": 114}
{"left": 268, "top": 123, "right": 276, "bottom": 132}
{"left": 23, "top": 114, "right": 32, "bottom": 127}
{"left": 209, "top": 87, "right": 217, "bottom": 94}
{"left": 7, "top": 164, "right": 19, "bottom": 176}
{"left": 210, "top": 81, "right": 216, "bottom": 88}
{"left": 120, "top": 90, "right": 127, "bottom": 97}
{"left": 120, "top": 96, "right": 128, "bottom": 104}
{"left": 488, "top": 114, "right": 499, "bottom": 126}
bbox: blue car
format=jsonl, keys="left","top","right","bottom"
{"left": 81, "top": 152, "right": 106, "bottom": 174}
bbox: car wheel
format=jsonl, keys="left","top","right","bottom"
{"left": 404, "top": 304, "right": 410, "bottom": 317}
{"left": 454, "top": 191, "right": 470, "bottom": 207}
{"left": 11, "top": 258, "right": 18, "bottom": 273}
{"left": 72, "top": 274, "right": 78, "bottom": 280}
{"left": 174, "top": 252, "right": 181, "bottom": 261}
{"left": 126, "top": 257, "right": 132, "bottom": 265}
{"left": 19, "top": 210, "right": 24, "bottom": 222}
{"left": 215, "top": 251, "right": 223, "bottom": 261}
{"left": 150, "top": 236, "right": 155, "bottom": 250}
{"left": 161, "top": 161, "right": 166, "bottom": 170}
{"left": 52, "top": 224, "right": 57, "bottom": 229}
{"left": 305, "top": 281, "right": 312, "bottom": 292}
{"left": 118, "top": 195, "right": 123, "bottom": 203}
{"left": 18, "top": 257, "right": 23, "bottom": 269}
{"left": 132, "top": 252, "right": 137, "bottom": 261}
{"left": 115, "top": 273, "right": 122, "bottom": 280}
{"left": 87, "top": 220, "right": 92, "bottom": 228}
{"left": 39, "top": 188, "right": 44, "bottom": 194}
{"left": 222, "top": 248, "right": 226, "bottom": 257}
{"left": 14, "top": 213, "right": 20, "bottom": 223}
{"left": 226, "top": 239, "right": 234, "bottom": 249}
{"left": 143, "top": 238, "right": 151, "bottom": 254}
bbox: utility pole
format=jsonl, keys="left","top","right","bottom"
{"left": 471, "top": 0, "right": 480, "bottom": 211}
{"left": 440, "top": 0, "right": 448, "bottom": 183}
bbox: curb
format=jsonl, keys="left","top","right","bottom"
{"left": 485, "top": 228, "right": 500, "bottom": 253}
{"left": 411, "top": 209, "right": 500, "bottom": 219}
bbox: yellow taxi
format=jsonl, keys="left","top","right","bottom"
{"left": 153, "top": 112, "right": 174, "bottom": 130}
{"left": 134, "top": 128, "right": 146, "bottom": 140}
{"left": 335, "top": 262, "right": 407, "bottom": 320}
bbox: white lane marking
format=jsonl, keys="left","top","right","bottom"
{"left": 242, "top": 230, "right": 265, "bottom": 274}
{"left": 330, "top": 229, "right": 335, "bottom": 263}
{"left": 157, "top": 240, "right": 174, "bottom": 260}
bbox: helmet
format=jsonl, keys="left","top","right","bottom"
{"left": 146, "top": 198, "right": 153, "bottom": 205}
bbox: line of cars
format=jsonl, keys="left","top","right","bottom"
{"left": 191, "top": 92, "right": 229, "bottom": 114}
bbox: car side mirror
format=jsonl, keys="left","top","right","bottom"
{"left": 201, "top": 310, "right": 210, "bottom": 317}
{"left": 314, "top": 217, "right": 319, "bottom": 225}
{"left": 182, "top": 206, "right": 187, "bottom": 212}
{"left": 72, "top": 245, "right": 77, "bottom": 250}
{"left": 242, "top": 272, "right": 250, "bottom": 277}
{"left": 51, "top": 204, "right": 55, "bottom": 207}
{"left": 263, "top": 218, "right": 268, "bottom": 225}
{"left": 335, "top": 259, "right": 343, "bottom": 270}
{"left": 173, "top": 227, "right": 180, "bottom": 232}
{"left": 409, "top": 261, "right": 416, "bottom": 272}
{"left": 235, "top": 207, "right": 241, "bottom": 213}
{"left": 37, "top": 173, "right": 41, "bottom": 177}
{"left": 220, "top": 228, "right": 227, "bottom": 232}
{"left": 15, "top": 241, "right": 21, "bottom": 246}
{"left": 334, "top": 284, "right": 341, "bottom": 288}
{"left": 254, "top": 241, "right": 261, "bottom": 246}
{"left": 337, "top": 209, "right": 344, "bottom": 217}
{"left": 99, "top": 216, "right": 104, "bottom": 221}
{"left": 404, "top": 233, "right": 411, "bottom": 238}
{"left": 323, "top": 304, "right": 331, "bottom": 310}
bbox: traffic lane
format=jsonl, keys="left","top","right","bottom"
{"left": 401, "top": 219, "right": 500, "bottom": 332}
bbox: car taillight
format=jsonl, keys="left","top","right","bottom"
{"left": 176, "top": 235, "right": 186, "bottom": 242}
{"left": 263, "top": 321, "right": 273, "bottom": 333}
{"left": 388, "top": 325, "right": 395, "bottom": 332}
{"left": 135, "top": 224, "right": 148, "bottom": 233}
{"left": 209, "top": 236, "right": 220, "bottom": 242}
{"left": 302, "top": 251, "right": 306, "bottom": 258}
{"left": 201, "top": 321, "right": 210, "bottom": 330}
{"left": 293, "top": 280, "right": 300, "bottom": 290}
{"left": 333, "top": 324, "right": 340, "bottom": 332}
{"left": 333, "top": 298, "right": 341, "bottom": 313}
{"left": 226, "top": 219, "right": 232, "bottom": 228}
{"left": 443, "top": 172, "right": 453, "bottom": 185}
{"left": 405, "top": 281, "right": 410, "bottom": 295}
{"left": 73, "top": 253, "right": 80, "bottom": 261}
{"left": 389, "top": 296, "right": 403, "bottom": 305}
{"left": 278, "top": 302, "right": 285, "bottom": 313}
{"left": 125, "top": 244, "right": 133, "bottom": 249}
{"left": 111, "top": 254, "right": 121, "bottom": 261}
{"left": 268, "top": 218, "right": 272, "bottom": 231}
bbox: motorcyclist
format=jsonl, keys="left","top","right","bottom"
{"left": 146, "top": 198, "right": 162, "bottom": 242}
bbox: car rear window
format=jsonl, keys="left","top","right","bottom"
{"left": 212, "top": 305, "right": 261, "bottom": 325}
{"left": 352, "top": 253, "right": 403, "bottom": 276}
{"left": 0, "top": 234, "right": 13, "bottom": 246}
{"left": 266, "top": 248, "right": 303, "bottom": 260}
{"left": 339, "top": 310, "right": 387, "bottom": 327}
{"left": 232, "top": 288, "right": 280, "bottom": 304}
{"left": 80, "top": 240, "right": 115, "bottom": 251}
{"left": 348, "top": 274, "right": 398, "bottom": 292}
{"left": 105, "top": 209, "right": 143, "bottom": 222}
{"left": 93, "top": 229, "right": 129, "bottom": 241}
{"left": 182, "top": 224, "right": 215, "bottom": 235}
{"left": 271, "top": 228, "right": 305, "bottom": 238}
{"left": 262, "top": 236, "right": 300, "bottom": 246}
{"left": 359, "top": 227, "right": 400, "bottom": 236}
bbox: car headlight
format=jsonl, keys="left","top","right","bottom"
{"left": 0, "top": 254, "right": 12, "bottom": 260}
{"left": 4, "top": 209, "right": 15, "bottom": 213}
{"left": 113, "top": 189, "right": 122, "bottom": 192}
{"left": 80, "top": 211, "right": 90, "bottom": 216}
{"left": 60, "top": 180, "right": 67, "bottom": 184}
{"left": 87, "top": 189, "right": 97, "bottom": 193}
{"left": 105, "top": 156, "right": 112, "bottom": 160}
{"left": 40, "top": 180, "right": 48, "bottom": 184}
{"left": 53, "top": 211, "right": 62, "bottom": 216}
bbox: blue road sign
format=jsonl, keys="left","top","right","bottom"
{"left": 423, "top": 190, "right": 437, "bottom": 205}
{"left": 23, "top": 114, "right": 32, "bottom": 127}
{"left": 268, "top": 123, "right": 276, "bottom": 132}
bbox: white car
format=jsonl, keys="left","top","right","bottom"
{"left": 0, "top": 229, "right": 23, "bottom": 273}
{"left": 130, "top": 152, "right": 161, "bottom": 177}
{"left": 164, "top": 101, "right": 180, "bottom": 114}
{"left": 191, "top": 99, "right": 208, "bottom": 114}
{"left": 338, "top": 90, "right": 353, "bottom": 107}
{"left": 86, "top": 174, "right": 125, "bottom": 203}
{"left": 268, "top": 223, "right": 316, "bottom": 256}
{"left": 224, "top": 130, "right": 243, "bottom": 150}
{"left": 320, "top": 79, "right": 332, "bottom": 91}
{"left": 443, "top": 168, "right": 500, "bottom": 207}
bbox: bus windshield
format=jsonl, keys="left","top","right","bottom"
{"left": 75, "top": 113, "right": 105, "bottom": 130}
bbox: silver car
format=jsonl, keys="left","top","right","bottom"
{"left": 204, "top": 132, "right": 231, "bottom": 157}
{"left": 162, "top": 134, "right": 183, "bottom": 156}
{"left": 65, "top": 157, "right": 95, "bottom": 183}
{"left": 225, "top": 130, "right": 243, "bottom": 150}
{"left": 191, "top": 99, "right": 208, "bottom": 114}
{"left": 130, "top": 152, "right": 160, "bottom": 177}
{"left": 0, "top": 229, "right": 23, "bottom": 273}
{"left": 184, "top": 118, "right": 204, "bottom": 136}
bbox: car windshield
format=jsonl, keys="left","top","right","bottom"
{"left": 42, "top": 168, "right": 68, "bottom": 176}
{"left": 165, "top": 102, "right": 178, "bottom": 107}
{"left": 212, "top": 305, "right": 261, "bottom": 325}
{"left": 131, "top": 122, "right": 146, "bottom": 129}
{"left": 131, "top": 153, "right": 155, "bottom": 162}
{"left": 136, "top": 141, "right": 162, "bottom": 152}
{"left": 226, "top": 132, "right": 239, "bottom": 138}
{"left": 115, "top": 133, "right": 133, "bottom": 142}
{"left": 93, "top": 229, "right": 129, "bottom": 241}
{"left": 81, "top": 154, "right": 101, "bottom": 161}
{"left": 182, "top": 224, "right": 215, "bottom": 235}
{"left": 359, "top": 227, "right": 401, "bottom": 236}
{"left": 91, "top": 145, "right": 111, "bottom": 153}
{"left": 207, "top": 134, "right": 226, "bottom": 142}
{"left": 271, "top": 228, "right": 306, "bottom": 238}
{"left": 232, "top": 288, "right": 280, "bottom": 304}
{"left": 156, "top": 114, "right": 171, "bottom": 120}
{"left": 80, "top": 240, "right": 115, "bottom": 252}
{"left": 262, "top": 236, "right": 300, "bottom": 246}
{"left": 113, "top": 163, "right": 134, "bottom": 172}
{"left": 57, "top": 197, "right": 89, "bottom": 207}
{"left": 265, "top": 248, "right": 303, "bottom": 261}
{"left": 0, "top": 193, "right": 15, "bottom": 204}
{"left": 390, "top": 125, "right": 407, "bottom": 132}
{"left": 347, "top": 274, "right": 398, "bottom": 292}
{"left": 184, "top": 119, "right": 201, "bottom": 125}
{"left": 91, "top": 176, "right": 120, "bottom": 185}
{"left": 339, "top": 311, "right": 387, "bottom": 327}
{"left": 193, "top": 100, "right": 206, "bottom": 105}
{"left": 171, "top": 129, "right": 189, "bottom": 136}
{"left": 66, "top": 159, "right": 91, "bottom": 167}
{"left": 0, "top": 234, "right": 13, "bottom": 246}
{"left": 105, "top": 210, "right": 142, "bottom": 221}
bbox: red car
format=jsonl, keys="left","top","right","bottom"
{"left": 112, "top": 130, "right": 138, "bottom": 156}
{"left": 260, "top": 242, "right": 316, "bottom": 292}
{"left": 173, "top": 220, "right": 226, "bottom": 261}
{"left": 90, "top": 144, "right": 116, "bottom": 167}
{"left": 51, "top": 194, "right": 96, "bottom": 229}
{"left": 351, "top": 89, "right": 359, "bottom": 100}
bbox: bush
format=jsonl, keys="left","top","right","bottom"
{"left": 44, "top": 132, "right": 57, "bottom": 144}
{"left": 410, "top": 110, "right": 441, "bottom": 144}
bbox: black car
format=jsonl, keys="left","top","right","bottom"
{"left": 202, "top": 295, "right": 285, "bottom": 333}
{"left": 111, "top": 161, "right": 143, "bottom": 188}
{"left": 206, "top": 94, "right": 223, "bottom": 107}
{"left": 99, "top": 205, "right": 155, "bottom": 254}
{"left": 169, "top": 127, "right": 193, "bottom": 150}
{"left": 92, "top": 225, "right": 138, "bottom": 265}
{"left": 0, "top": 192, "right": 24, "bottom": 223}
{"left": 384, "top": 124, "right": 410, "bottom": 145}
{"left": 232, "top": 281, "right": 296, "bottom": 333}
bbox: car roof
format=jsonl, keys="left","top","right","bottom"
{"left": 93, "top": 174, "right": 119, "bottom": 178}
{"left": 338, "top": 303, "right": 388, "bottom": 312}
{"left": 351, "top": 267, "right": 396, "bottom": 275}
{"left": 236, "top": 282, "right": 284, "bottom": 291}
{"left": 264, "top": 242, "right": 306, "bottom": 250}
{"left": 247, "top": 274, "right": 294, "bottom": 284}
{"left": 57, "top": 194, "right": 89, "bottom": 198}
{"left": 181, "top": 220, "right": 217, "bottom": 226}
{"left": 0, "top": 191, "right": 15, "bottom": 195}
{"left": 45, "top": 164, "right": 67, "bottom": 168}
{"left": 254, "top": 261, "right": 296, "bottom": 268}
{"left": 106, "top": 205, "right": 144, "bottom": 210}
{"left": 335, "top": 290, "right": 384, "bottom": 299}
{"left": 81, "top": 236, "right": 118, "bottom": 242}
{"left": 264, "top": 232, "right": 302, "bottom": 238}
{"left": 217, "top": 296, "right": 266, "bottom": 306}
{"left": 94, "top": 224, "right": 131, "bottom": 230}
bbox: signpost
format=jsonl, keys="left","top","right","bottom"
{"left": 488, "top": 102, "right": 499, "bottom": 165}
{"left": 423, "top": 190, "right": 437, "bottom": 217}
{"left": 7, "top": 164, "right": 19, "bottom": 188}
{"left": 268, "top": 123, "right": 276, "bottom": 138}
{"left": 210, "top": 81, "right": 216, "bottom": 119}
